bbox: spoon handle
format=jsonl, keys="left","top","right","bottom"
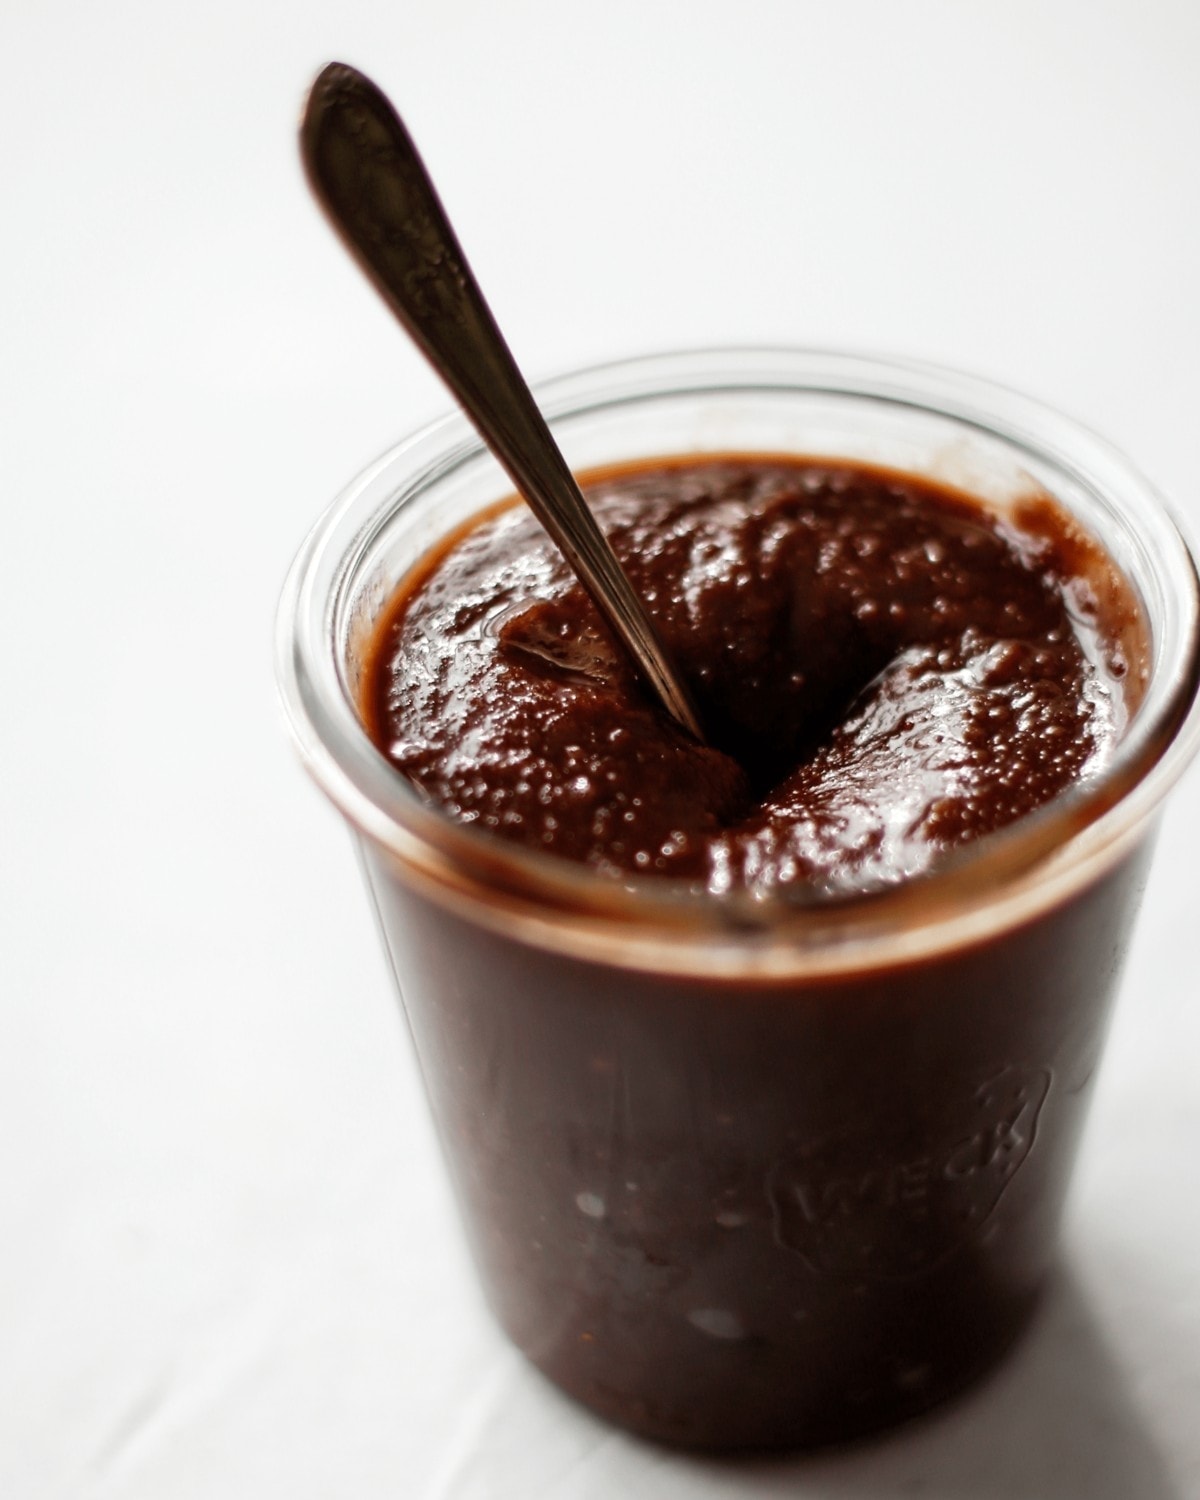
{"left": 301, "top": 63, "right": 704, "bottom": 741}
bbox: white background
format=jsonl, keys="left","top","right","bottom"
{"left": 4, "top": 2, "right": 1199, "bottom": 1496}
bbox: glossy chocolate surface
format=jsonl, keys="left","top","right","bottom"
{"left": 365, "top": 457, "right": 1142, "bottom": 895}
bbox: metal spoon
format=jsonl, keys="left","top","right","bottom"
{"left": 300, "top": 62, "right": 704, "bottom": 741}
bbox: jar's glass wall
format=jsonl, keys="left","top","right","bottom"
{"left": 276, "top": 348, "right": 1200, "bottom": 1450}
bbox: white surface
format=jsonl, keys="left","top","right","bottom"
{"left": 3, "top": 2, "right": 1199, "bottom": 1495}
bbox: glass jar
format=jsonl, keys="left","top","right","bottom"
{"left": 276, "top": 348, "right": 1200, "bottom": 1448}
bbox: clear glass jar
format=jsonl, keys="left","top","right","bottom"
{"left": 276, "top": 348, "right": 1200, "bottom": 1447}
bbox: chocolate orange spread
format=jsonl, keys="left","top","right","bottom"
{"left": 363, "top": 457, "right": 1144, "bottom": 896}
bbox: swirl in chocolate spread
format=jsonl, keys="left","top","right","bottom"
{"left": 363, "top": 457, "right": 1145, "bottom": 896}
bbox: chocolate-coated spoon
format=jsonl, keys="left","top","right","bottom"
{"left": 301, "top": 63, "right": 704, "bottom": 741}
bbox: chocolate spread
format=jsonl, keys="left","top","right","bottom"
{"left": 363, "top": 457, "right": 1142, "bottom": 894}
{"left": 348, "top": 454, "right": 1163, "bottom": 1447}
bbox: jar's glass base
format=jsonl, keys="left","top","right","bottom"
{"left": 508, "top": 1280, "right": 1043, "bottom": 1452}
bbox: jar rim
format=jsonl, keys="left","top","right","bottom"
{"left": 275, "top": 346, "right": 1200, "bottom": 979}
